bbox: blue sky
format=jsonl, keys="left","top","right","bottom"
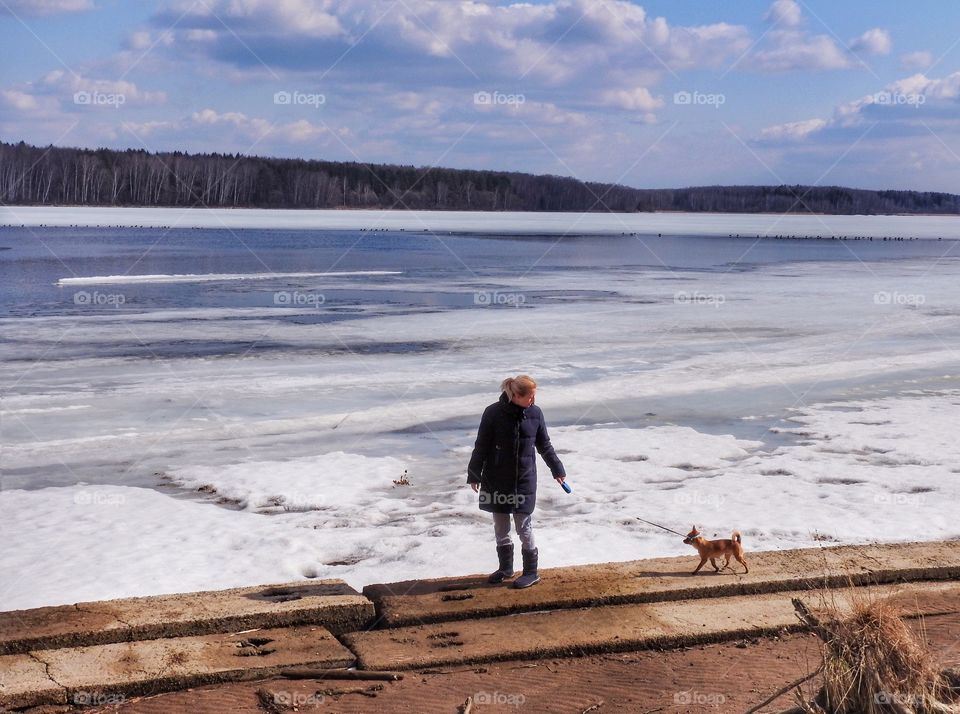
{"left": 2, "top": 0, "right": 959, "bottom": 192}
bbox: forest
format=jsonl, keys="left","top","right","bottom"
{"left": 2, "top": 140, "right": 958, "bottom": 215}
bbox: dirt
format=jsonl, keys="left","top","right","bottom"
{"left": 69, "top": 611, "right": 960, "bottom": 714}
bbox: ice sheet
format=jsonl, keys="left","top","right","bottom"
{"left": 3, "top": 391, "right": 959, "bottom": 611}
{"left": 3, "top": 241, "right": 960, "bottom": 610}
{"left": 57, "top": 271, "right": 402, "bottom": 285}
{"left": 4, "top": 205, "right": 960, "bottom": 238}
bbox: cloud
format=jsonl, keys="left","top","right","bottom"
{"left": 759, "top": 118, "right": 828, "bottom": 142}
{"left": 751, "top": 30, "right": 854, "bottom": 71}
{"left": 40, "top": 71, "right": 167, "bottom": 107}
{"left": 158, "top": 0, "right": 343, "bottom": 39}
{"left": 850, "top": 28, "right": 892, "bottom": 56}
{"left": 189, "top": 108, "right": 335, "bottom": 144}
{"left": 764, "top": 0, "right": 803, "bottom": 28}
{"left": 600, "top": 86, "right": 664, "bottom": 112}
{"left": 0, "top": 89, "right": 46, "bottom": 113}
{"left": 0, "top": 73, "right": 165, "bottom": 122}
{"left": 146, "top": 0, "right": 751, "bottom": 85}
{"left": 901, "top": 51, "right": 933, "bottom": 70}
{"left": 757, "top": 71, "right": 960, "bottom": 144}
{"left": 750, "top": 7, "right": 890, "bottom": 72}
{"left": 0, "top": 0, "right": 93, "bottom": 16}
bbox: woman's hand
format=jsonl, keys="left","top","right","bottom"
{"left": 470, "top": 482, "right": 479, "bottom": 493}
{"left": 554, "top": 475, "right": 566, "bottom": 485}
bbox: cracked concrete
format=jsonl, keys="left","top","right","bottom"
{"left": 0, "top": 625, "right": 355, "bottom": 710}
{"left": 363, "top": 540, "right": 960, "bottom": 627}
{"left": 0, "top": 579, "right": 373, "bottom": 656}
{"left": 345, "top": 580, "right": 960, "bottom": 671}
{"left": 3, "top": 542, "right": 960, "bottom": 709}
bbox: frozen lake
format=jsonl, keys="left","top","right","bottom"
{"left": 2, "top": 215, "right": 960, "bottom": 610}
{"left": 4, "top": 205, "right": 960, "bottom": 238}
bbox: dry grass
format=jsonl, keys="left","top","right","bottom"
{"left": 791, "top": 589, "right": 960, "bottom": 714}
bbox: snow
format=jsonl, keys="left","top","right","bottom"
{"left": 4, "top": 205, "right": 960, "bottom": 238}
{"left": 2, "top": 231, "right": 960, "bottom": 611}
{"left": 57, "top": 271, "right": 402, "bottom": 285}
{"left": 3, "top": 393, "right": 959, "bottom": 611}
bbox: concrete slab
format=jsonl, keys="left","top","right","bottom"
{"left": 364, "top": 540, "right": 960, "bottom": 627}
{"left": 345, "top": 580, "right": 960, "bottom": 671}
{"left": 0, "top": 580, "right": 374, "bottom": 655}
{"left": 0, "top": 625, "right": 354, "bottom": 711}
{"left": 0, "top": 654, "right": 65, "bottom": 709}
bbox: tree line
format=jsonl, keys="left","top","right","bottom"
{"left": 1, "top": 140, "right": 958, "bottom": 215}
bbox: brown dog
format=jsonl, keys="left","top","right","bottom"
{"left": 683, "top": 526, "right": 749, "bottom": 575}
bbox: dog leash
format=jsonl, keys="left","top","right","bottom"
{"left": 634, "top": 517, "right": 687, "bottom": 538}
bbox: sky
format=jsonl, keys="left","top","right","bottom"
{"left": 1, "top": 0, "right": 959, "bottom": 193}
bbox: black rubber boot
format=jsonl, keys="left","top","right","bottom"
{"left": 513, "top": 548, "right": 540, "bottom": 588}
{"left": 487, "top": 544, "right": 515, "bottom": 584}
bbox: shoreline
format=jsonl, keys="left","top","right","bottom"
{"left": 3, "top": 540, "right": 959, "bottom": 711}
{"left": 3, "top": 205, "right": 960, "bottom": 238}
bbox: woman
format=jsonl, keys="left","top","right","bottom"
{"left": 467, "top": 375, "right": 566, "bottom": 588}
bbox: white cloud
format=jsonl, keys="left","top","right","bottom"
{"left": 0, "top": 0, "right": 93, "bottom": 16}
{"left": 899, "top": 71, "right": 960, "bottom": 100}
{"left": 764, "top": 0, "right": 803, "bottom": 28}
{"left": 389, "top": 91, "right": 444, "bottom": 117}
{"left": 901, "top": 51, "right": 933, "bottom": 70}
{"left": 758, "top": 71, "right": 960, "bottom": 144}
{"left": 520, "top": 101, "right": 590, "bottom": 128}
{"left": 41, "top": 70, "right": 167, "bottom": 106}
{"left": 152, "top": 0, "right": 751, "bottom": 81}
{"left": 759, "top": 118, "right": 828, "bottom": 141}
{"left": 122, "top": 120, "right": 175, "bottom": 136}
{"left": 128, "top": 31, "right": 153, "bottom": 51}
{"left": 0, "top": 89, "right": 44, "bottom": 112}
{"left": 0, "top": 72, "right": 165, "bottom": 119}
{"left": 163, "top": 0, "right": 343, "bottom": 39}
{"left": 850, "top": 28, "right": 892, "bottom": 56}
{"left": 751, "top": 30, "right": 853, "bottom": 71}
{"left": 189, "top": 108, "right": 334, "bottom": 144}
{"left": 600, "top": 87, "right": 664, "bottom": 123}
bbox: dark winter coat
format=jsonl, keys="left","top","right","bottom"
{"left": 466, "top": 392, "right": 565, "bottom": 514}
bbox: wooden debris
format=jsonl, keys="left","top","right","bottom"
{"left": 281, "top": 667, "right": 403, "bottom": 681}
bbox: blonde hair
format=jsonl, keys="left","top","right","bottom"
{"left": 500, "top": 375, "right": 537, "bottom": 398}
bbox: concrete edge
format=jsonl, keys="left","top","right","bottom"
{"left": 0, "top": 606, "right": 376, "bottom": 657}
{"left": 0, "top": 659, "right": 358, "bottom": 711}
{"left": 350, "top": 622, "right": 802, "bottom": 671}
{"left": 346, "top": 580, "right": 960, "bottom": 671}
{"left": 368, "top": 564, "right": 960, "bottom": 628}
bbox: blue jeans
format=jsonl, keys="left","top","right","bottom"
{"left": 493, "top": 512, "right": 535, "bottom": 550}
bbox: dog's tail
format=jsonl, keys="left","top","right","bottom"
{"left": 732, "top": 530, "right": 742, "bottom": 543}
